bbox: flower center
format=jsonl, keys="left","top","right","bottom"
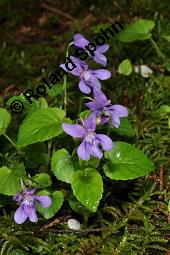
{"left": 85, "top": 132, "right": 95, "bottom": 144}
{"left": 24, "top": 195, "right": 34, "bottom": 205}
{"left": 83, "top": 71, "right": 91, "bottom": 81}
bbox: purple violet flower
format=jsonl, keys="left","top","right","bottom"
{"left": 73, "top": 33, "right": 109, "bottom": 66}
{"left": 62, "top": 113, "right": 113, "bottom": 160}
{"left": 60, "top": 56, "right": 111, "bottom": 94}
{"left": 85, "top": 89, "right": 129, "bottom": 128}
{"left": 13, "top": 189, "right": 51, "bottom": 224}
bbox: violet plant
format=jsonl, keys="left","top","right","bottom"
{"left": 0, "top": 22, "right": 156, "bottom": 224}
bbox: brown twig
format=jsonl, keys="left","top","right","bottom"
{"left": 40, "top": 3, "right": 74, "bottom": 21}
{"left": 39, "top": 215, "right": 71, "bottom": 232}
{"left": 38, "top": 227, "right": 109, "bottom": 235}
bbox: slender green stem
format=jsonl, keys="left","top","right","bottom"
{"left": 63, "top": 42, "right": 72, "bottom": 112}
{"left": 150, "top": 38, "right": 165, "bottom": 61}
{"left": 107, "top": 124, "right": 111, "bottom": 136}
{"left": 63, "top": 73, "right": 67, "bottom": 111}
{"left": 3, "top": 133, "right": 21, "bottom": 155}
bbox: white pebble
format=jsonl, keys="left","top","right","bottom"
{"left": 68, "top": 219, "right": 81, "bottom": 230}
{"left": 134, "top": 65, "right": 153, "bottom": 78}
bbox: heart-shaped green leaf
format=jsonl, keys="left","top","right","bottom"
{"left": 17, "top": 108, "right": 65, "bottom": 147}
{"left": 104, "top": 142, "right": 154, "bottom": 180}
{"left": 0, "top": 108, "right": 11, "bottom": 135}
{"left": 37, "top": 190, "right": 64, "bottom": 219}
{"left": 117, "top": 19, "right": 155, "bottom": 42}
{"left": 0, "top": 163, "right": 26, "bottom": 195}
{"left": 33, "top": 173, "right": 52, "bottom": 187}
{"left": 118, "top": 59, "right": 132, "bottom": 75}
{"left": 51, "top": 148, "right": 75, "bottom": 184}
{"left": 71, "top": 168, "right": 103, "bottom": 212}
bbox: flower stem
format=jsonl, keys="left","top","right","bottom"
{"left": 150, "top": 38, "right": 165, "bottom": 61}
{"left": 3, "top": 133, "right": 22, "bottom": 155}
{"left": 63, "top": 42, "right": 72, "bottom": 112}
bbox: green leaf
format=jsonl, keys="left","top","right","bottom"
{"left": 37, "top": 190, "right": 64, "bottom": 219}
{"left": 68, "top": 194, "right": 93, "bottom": 217}
{"left": 79, "top": 157, "right": 100, "bottom": 169}
{"left": 117, "top": 19, "right": 155, "bottom": 42}
{"left": 79, "top": 110, "right": 91, "bottom": 120}
{"left": 51, "top": 148, "right": 74, "bottom": 184}
{"left": 157, "top": 105, "right": 170, "bottom": 114}
{"left": 71, "top": 168, "right": 103, "bottom": 212}
{"left": 118, "top": 59, "right": 132, "bottom": 75}
{"left": 17, "top": 108, "right": 66, "bottom": 147}
{"left": 112, "top": 118, "right": 135, "bottom": 137}
{"left": 0, "top": 108, "right": 11, "bottom": 135}
{"left": 0, "top": 163, "right": 26, "bottom": 195}
{"left": 33, "top": 173, "right": 52, "bottom": 187}
{"left": 168, "top": 118, "right": 170, "bottom": 128}
{"left": 46, "top": 84, "right": 63, "bottom": 97}
{"left": 104, "top": 142, "right": 154, "bottom": 180}
{"left": 7, "top": 95, "right": 48, "bottom": 112}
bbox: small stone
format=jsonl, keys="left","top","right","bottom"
{"left": 68, "top": 219, "right": 81, "bottom": 230}
{"left": 134, "top": 65, "right": 153, "bottom": 78}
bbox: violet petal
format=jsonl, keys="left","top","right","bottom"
{"left": 96, "top": 44, "right": 109, "bottom": 53}
{"left": 62, "top": 123, "right": 85, "bottom": 138}
{"left": 92, "top": 69, "right": 111, "bottom": 80}
{"left": 78, "top": 79, "right": 91, "bottom": 94}
{"left": 96, "top": 134, "right": 113, "bottom": 151}
{"left": 84, "top": 113, "right": 96, "bottom": 131}
{"left": 14, "top": 204, "right": 28, "bottom": 224}
{"left": 89, "top": 144, "right": 103, "bottom": 158}
{"left": 109, "top": 105, "right": 129, "bottom": 117}
{"left": 77, "top": 140, "right": 90, "bottom": 160}
{"left": 35, "top": 195, "right": 52, "bottom": 208}
{"left": 93, "top": 53, "right": 107, "bottom": 66}
{"left": 73, "top": 34, "right": 89, "bottom": 48}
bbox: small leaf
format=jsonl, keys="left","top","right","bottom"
{"left": 71, "top": 168, "right": 103, "bottom": 212}
{"left": 33, "top": 173, "right": 52, "bottom": 187}
{"left": 79, "top": 110, "right": 91, "bottom": 120}
{"left": 104, "top": 142, "right": 154, "bottom": 180}
{"left": 117, "top": 19, "right": 155, "bottom": 42}
{"left": 118, "top": 59, "right": 132, "bottom": 76}
{"left": 51, "top": 148, "right": 74, "bottom": 184}
{"left": 37, "top": 190, "right": 64, "bottom": 219}
{"left": 0, "top": 108, "right": 11, "bottom": 135}
{"left": 17, "top": 108, "right": 65, "bottom": 147}
{"left": 0, "top": 163, "right": 26, "bottom": 195}
{"left": 158, "top": 105, "right": 170, "bottom": 114}
{"left": 7, "top": 95, "right": 48, "bottom": 112}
